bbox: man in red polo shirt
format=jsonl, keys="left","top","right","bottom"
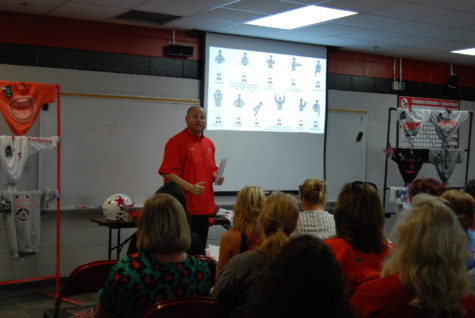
{"left": 159, "top": 106, "right": 224, "bottom": 251}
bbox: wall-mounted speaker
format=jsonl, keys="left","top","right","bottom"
{"left": 167, "top": 44, "right": 194, "bottom": 57}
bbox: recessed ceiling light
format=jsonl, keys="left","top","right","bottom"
{"left": 245, "top": 5, "right": 357, "bottom": 30}
{"left": 451, "top": 48, "right": 475, "bottom": 56}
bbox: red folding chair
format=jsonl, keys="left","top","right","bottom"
{"left": 43, "top": 259, "right": 117, "bottom": 318}
{"left": 143, "top": 297, "right": 223, "bottom": 318}
{"left": 193, "top": 255, "right": 217, "bottom": 286}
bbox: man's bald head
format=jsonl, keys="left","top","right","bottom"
{"left": 185, "top": 106, "right": 206, "bottom": 136}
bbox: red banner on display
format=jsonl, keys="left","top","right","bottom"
{"left": 399, "top": 96, "right": 460, "bottom": 110}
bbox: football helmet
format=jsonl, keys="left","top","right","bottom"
{"left": 102, "top": 193, "right": 135, "bottom": 221}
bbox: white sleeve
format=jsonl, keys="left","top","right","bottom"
{"left": 27, "top": 136, "right": 59, "bottom": 154}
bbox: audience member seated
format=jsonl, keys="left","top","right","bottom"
{"left": 464, "top": 181, "right": 475, "bottom": 293}
{"left": 241, "top": 234, "right": 354, "bottom": 318}
{"left": 407, "top": 177, "right": 447, "bottom": 202}
{"left": 127, "top": 181, "right": 203, "bottom": 256}
{"left": 293, "top": 178, "right": 336, "bottom": 239}
{"left": 94, "top": 193, "right": 212, "bottom": 318}
{"left": 441, "top": 189, "right": 475, "bottom": 270}
{"left": 325, "top": 181, "right": 390, "bottom": 293}
{"left": 465, "top": 179, "right": 475, "bottom": 198}
{"left": 217, "top": 186, "right": 265, "bottom": 275}
{"left": 212, "top": 192, "right": 299, "bottom": 316}
{"left": 351, "top": 194, "right": 475, "bottom": 318}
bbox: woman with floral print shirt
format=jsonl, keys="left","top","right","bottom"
{"left": 94, "top": 193, "right": 212, "bottom": 318}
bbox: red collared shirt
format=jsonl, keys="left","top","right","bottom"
{"left": 325, "top": 237, "right": 390, "bottom": 293}
{"left": 159, "top": 128, "right": 218, "bottom": 215}
{"left": 351, "top": 273, "right": 475, "bottom": 318}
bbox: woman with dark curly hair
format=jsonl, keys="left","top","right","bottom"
{"left": 242, "top": 235, "right": 354, "bottom": 318}
{"left": 408, "top": 177, "right": 447, "bottom": 201}
{"left": 325, "top": 181, "right": 390, "bottom": 293}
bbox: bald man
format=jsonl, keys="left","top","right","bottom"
{"left": 159, "top": 106, "right": 224, "bottom": 251}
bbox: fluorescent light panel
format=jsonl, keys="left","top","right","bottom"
{"left": 451, "top": 48, "right": 475, "bottom": 56}
{"left": 245, "top": 5, "right": 357, "bottom": 30}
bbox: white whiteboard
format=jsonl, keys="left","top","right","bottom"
{"left": 39, "top": 97, "right": 190, "bottom": 209}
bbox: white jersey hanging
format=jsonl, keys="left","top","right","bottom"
{"left": 427, "top": 149, "right": 465, "bottom": 184}
{"left": 429, "top": 110, "right": 469, "bottom": 147}
{"left": 397, "top": 109, "right": 431, "bottom": 147}
{"left": 0, "top": 135, "right": 59, "bottom": 184}
{"left": 0, "top": 188, "right": 59, "bottom": 258}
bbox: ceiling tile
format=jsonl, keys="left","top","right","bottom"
{"left": 135, "top": 0, "right": 210, "bottom": 16}
{"left": 332, "top": 13, "right": 402, "bottom": 28}
{"left": 291, "top": 23, "right": 359, "bottom": 37}
{"left": 402, "top": 0, "right": 475, "bottom": 11}
{"left": 185, "top": 7, "right": 264, "bottom": 23}
{"left": 164, "top": 16, "right": 236, "bottom": 30}
{"left": 377, "top": 21, "right": 475, "bottom": 43}
{"left": 50, "top": 2, "right": 128, "bottom": 19}
{"left": 417, "top": 11, "right": 475, "bottom": 28}
{"left": 0, "top": 0, "right": 64, "bottom": 14}
{"left": 318, "top": 0, "right": 409, "bottom": 12}
{"left": 71, "top": 0, "right": 145, "bottom": 8}
{"left": 372, "top": 3, "right": 451, "bottom": 20}
{"left": 224, "top": 0, "right": 300, "bottom": 14}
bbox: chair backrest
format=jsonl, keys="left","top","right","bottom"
{"left": 143, "top": 297, "right": 223, "bottom": 318}
{"left": 192, "top": 255, "right": 217, "bottom": 286}
{"left": 48, "top": 259, "right": 117, "bottom": 318}
{"left": 60, "top": 259, "right": 117, "bottom": 299}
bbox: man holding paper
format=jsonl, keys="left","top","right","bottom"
{"left": 159, "top": 106, "right": 224, "bottom": 251}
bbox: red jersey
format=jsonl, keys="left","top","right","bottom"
{"left": 351, "top": 273, "right": 475, "bottom": 318}
{"left": 0, "top": 81, "right": 56, "bottom": 135}
{"left": 159, "top": 128, "right": 218, "bottom": 215}
{"left": 325, "top": 237, "right": 390, "bottom": 293}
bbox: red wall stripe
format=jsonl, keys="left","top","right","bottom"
{"left": 0, "top": 11, "right": 200, "bottom": 60}
{"left": 1, "top": 11, "right": 475, "bottom": 87}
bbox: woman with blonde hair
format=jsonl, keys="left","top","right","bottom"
{"left": 294, "top": 178, "right": 335, "bottom": 239}
{"left": 325, "top": 181, "right": 390, "bottom": 293}
{"left": 351, "top": 194, "right": 475, "bottom": 318}
{"left": 95, "top": 193, "right": 212, "bottom": 318}
{"left": 212, "top": 192, "right": 299, "bottom": 316}
{"left": 217, "top": 186, "right": 265, "bottom": 275}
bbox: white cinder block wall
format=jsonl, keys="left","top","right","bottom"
{"left": 1, "top": 63, "right": 475, "bottom": 281}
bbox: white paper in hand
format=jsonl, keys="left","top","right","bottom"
{"left": 214, "top": 157, "right": 228, "bottom": 185}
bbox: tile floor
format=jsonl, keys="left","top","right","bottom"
{"left": 0, "top": 284, "right": 98, "bottom": 318}
{"left": 0, "top": 224, "right": 226, "bottom": 318}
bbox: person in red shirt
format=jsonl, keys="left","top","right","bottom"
{"left": 159, "top": 106, "right": 224, "bottom": 252}
{"left": 325, "top": 181, "right": 391, "bottom": 293}
{"left": 351, "top": 194, "right": 475, "bottom": 318}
